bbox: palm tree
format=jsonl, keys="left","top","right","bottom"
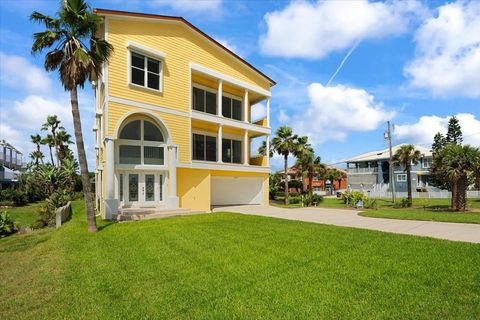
{"left": 437, "top": 144, "right": 480, "bottom": 211}
{"left": 30, "top": 134, "right": 44, "bottom": 165}
{"left": 392, "top": 144, "right": 421, "bottom": 207}
{"left": 56, "top": 130, "right": 74, "bottom": 164}
{"left": 31, "top": 0, "right": 113, "bottom": 232}
{"left": 41, "top": 115, "right": 64, "bottom": 165}
{"left": 41, "top": 134, "right": 56, "bottom": 166}
{"left": 295, "top": 148, "right": 322, "bottom": 205}
{"left": 272, "top": 126, "right": 299, "bottom": 205}
{"left": 258, "top": 139, "right": 274, "bottom": 158}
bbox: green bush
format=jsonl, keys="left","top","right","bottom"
{"left": 0, "top": 189, "right": 28, "bottom": 207}
{"left": 289, "top": 196, "right": 302, "bottom": 204}
{"left": 342, "top": 191, "right": 368, "bottom": 206}
{"left": 364, "top": 198, "right": 378, "bottom": 209}
{"left": 303, "top": 194, "right": 324, "bottom": 206}
{"left": 0, "top": 211, "right": 19, "bottom": 237}
{"left": 394, "top": 198, "right": 410, "bottom": 208}
{"left": 35, "top": 189, "right": 72, "bottom": 228}
{"left": 0, "top": 200, "right": 15, "bottom": 207}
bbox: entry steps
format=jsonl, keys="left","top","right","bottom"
{"left": 112, "top": 207, "right": 205, "bottom": 221}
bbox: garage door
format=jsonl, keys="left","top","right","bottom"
{"left": 211, "top": 177, "right": 264, "bottom": 206}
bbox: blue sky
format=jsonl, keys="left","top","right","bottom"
{"left": 0, "top": 0, "right": 479, "bottom": 171}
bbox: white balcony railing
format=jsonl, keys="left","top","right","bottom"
{"left": 347, "top": 167, "right": 378, "bottom": 174}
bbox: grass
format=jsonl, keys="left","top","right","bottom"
{"left": 3, "top": 202, "right": 43, "bottom": 227}
{"left": 1, "top": 201, "right": 479, "bottom": 319}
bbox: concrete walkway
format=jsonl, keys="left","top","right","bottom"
{"left": 212, "top": 205, "right": 480, "bottom": 244}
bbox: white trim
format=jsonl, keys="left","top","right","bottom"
{"left": 191, "top": 110, "right": 270, "bottom": 135}
{"left": 109, "top": 96, "right": 189, "bottom": 118}
{"left": 127, "top": 48, "right": 164, "bottom": 93}
{"left": 191, "top": 130, "right": 217, "bottom": 162}
{"left": 192, "top": 128, "right": 217, "bottom": 137}
{"left": 396, "top": 173, "right": 407, "bottom": 182}
{"left": 127, "top": 41, "right": 167, "bottom": 59}
{"left": 192, "top": 82, "right": 217, "bottom": 94}
{"left": 190, "top": 63, "right": 271, "bottom": 97}
{"left": 177, "top": 161, "right": 270, "bottom": 173}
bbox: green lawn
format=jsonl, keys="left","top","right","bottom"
{"left": 1, "top": 201, "right": 479, "bottom": 319}
{"left": 3, "top": 202, "right": 43, "bottom": 227}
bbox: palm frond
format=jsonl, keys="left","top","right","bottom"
{"left": 30, "top": 11, "right": 60, "bottom": 29}
{"left": 32, "top": 30, "right": 62, "bottom": 54}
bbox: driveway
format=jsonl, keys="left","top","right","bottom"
{"left": 212, "top": 205, "right": 480, "bottom": 244}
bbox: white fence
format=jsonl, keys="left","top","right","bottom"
{"left": 364, "top": 190, "right": 480, "bottom": 199}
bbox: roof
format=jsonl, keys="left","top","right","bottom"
{"left": 345, "top": 144, "right": 433, "bottom": 163}
{"left": 93, "top": 8, "right": 276, "bottom": 86}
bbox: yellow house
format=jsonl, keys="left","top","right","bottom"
{"left": 92, "top": 9, "right": 275, "bottom": 219}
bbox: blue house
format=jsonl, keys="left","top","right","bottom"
{"left": 345, "top": 144, "right": 434, "bottom": 193}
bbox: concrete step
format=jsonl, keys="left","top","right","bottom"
{"left": 112, "top": 208, "right": 205, "bottom": 221}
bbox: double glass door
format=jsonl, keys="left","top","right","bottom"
{"left": 120, "top": 172, "right": 164, "bottom": 206}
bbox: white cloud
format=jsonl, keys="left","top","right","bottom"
{"left": 251, "top": 102, "right": 266, "bottom": 122}
{"left": 395, "top": 113, "right": 480, "bottom": 146}
{"left": 259, "top": 0, "right": 426, "bottom": 59}
{"left": 278, "top": 109, "right": 290, "bottom": 123}
{"left": 404, "top": 1, "right": 480, "bottom": 97}
{"left": 149, "top": 0, "right": 222, "bottom": 13}
{"left": 292, "top": 83, "right": 394, "bottom": 144}
{"left": 0, "top": 51, "right": 52, "bottom": 93}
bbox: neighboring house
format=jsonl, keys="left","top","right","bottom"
{"left": 93, "top": 9, "right": 274, "bottom": 218}
{"left": 345, "top": 144, "right": 434, "bottom": 193}
{"left": 0, "top": 141, "right": 23, "bottom": 188}
{"left": 278, "top": 165, "right": 347, "bottom": 194}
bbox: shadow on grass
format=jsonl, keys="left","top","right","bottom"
{"left": 0, "top": 232, "right": 51, "bottom": 253}
{"left": 97, "top": 219, "right": 117, "bottom": 231}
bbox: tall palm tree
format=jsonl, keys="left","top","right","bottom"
{"left": 30, "top": 134, "right": 43, "bottom": 165}
{"left": 272, "top": 126, "right": 299, "bottom": 205}
{"left": 437, "top": 144, "right": 480, "bottom": 211}
{"left": 31, "top": 0, "right": 113, "bottom": 232}
{"left": 41, "top": 134, "right": 56, "bottom": 166}
{"left": 41, "top": 115, "right": 64, "bottom": 165}
{"left": 392, "top": 144, "right": 421, "bottom": 207}
{"left": 295, "top": 148, "right": 322, "bottom": 205}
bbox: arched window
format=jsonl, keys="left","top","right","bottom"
{"left": 118, "top": 119, "right": 165, "bottom": 165}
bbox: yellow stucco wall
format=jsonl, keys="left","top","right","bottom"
{"left": 177, "top": 168, "right": 211, "bottom": 212}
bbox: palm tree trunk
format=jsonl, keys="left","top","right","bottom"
{"left": 48, "top": 145, "right": 55, "bottom": 166}
{"left": 284, "top": 154, "right": 289, "bottom": 205}
{"left": 451, "top": 180, "right": 456, "bottom": 209}
{"left": 308, "top": 172, "right": 313, "bottom": 206}
{"left": 70, "top": 86, "right": 97, "bottom": 232}
{"left": 406, "top": 165, "right": 412, "bottom": 207}
{"left": 455, "top": 174, "right": 467, "bottom": 211}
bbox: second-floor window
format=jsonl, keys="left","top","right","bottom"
{"left": 193, "top": 133, "right": 217, "bottom": 162}
{"left": 222, "top": 138, "right": 242, "bottom": 163}
{"left": 422, "top": 158, "right": 433, "bottom": 168}
{"left": 396, "top": 174, "right": 407, "bottom": 182}
{"left": 193, "top": 87, "right": 217, "bottom": 115}
{"left": 222, "top": 96, "right": 242, "bottom": 121}
{"left": 130, "top": 52, "right": 161, "bottom": 91}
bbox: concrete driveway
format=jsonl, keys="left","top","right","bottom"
{"left": 212, "top": 205, "right": 480, "bottom": 244}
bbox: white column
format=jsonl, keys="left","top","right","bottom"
{"left": 266, "top": 135, "right": 270, "bottom": 166}
{"left": 104, "top": 137, "right": 118, "bottom": 219}
{"left": 167, "top": 145, "right": 179, "bottom": 209}
{"left": 217, "top": 125, "right": 223, "bottom": 163}
{"left": 217, "top": 80, "right": 223, "bottom": 117}
{"left": 244, "top": 130, "right": 249, "bottom": 165}
{"left": 244, "top": 89, "right": 249, "bottom": 123}
{"left": 266, "top": 98, "right": 270, "bottom": 127}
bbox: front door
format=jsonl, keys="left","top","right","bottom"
{"left": 124, "top": 172, "right": 164, "bottom": 207}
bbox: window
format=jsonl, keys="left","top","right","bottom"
{"left": 119, "top": 120, "right": 165, "bottom": 165}
{"left": 130, "top": 52, "right": 161, "bottom": 91}
{"left": 119, "top": 174, "right": 124, "bottom": 201}
{"left": 422, "top": 157, "right": 433, "bottom": 169}
{"left": 222, "top": 138, "right": 242, "bottom": 163}
{"left": 222, "top": 96, "right": 242, "bottom": 121}
{"left": 397, "top": 174, "right": 407, "bottom": 182}
{"left": 192, "top": 133, "right": 217, "bottom": 162}
{"left": 192, "top": 86, "right": 217, "bottom": 115}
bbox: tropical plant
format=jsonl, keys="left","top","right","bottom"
{"left": 56, "top": 130, "right": 74, "bottom": 164}
{"left": 295, "top": 148, "right": 322, "bottom": 205}
{"left": 0, "top": 212, "right": 19, "bottom": 237}
{"left": 30, "top": 134, "right": 44, "bottom": 165}
{"left": 272, "top": 126, "right": 299, "bottom": 205}
{"left": 258, "top": 139, "right": 274, "bottom": 158}
{"left": 435, "top": 144, "right": 480, "bottom": 211}
{"left": 41, "top": 134, "right": 56, "bottom": 166}
{"left": 392, "top": 144, "right": 421, "bottom": 207}
{"left": 31, "top": 0, "right": 113, "bottom": 232}
{"left": 269, "top": 173, "right": 282, "bottom": 200}
{"left": 42, "top": 115, "right": 64, "bottom": 165}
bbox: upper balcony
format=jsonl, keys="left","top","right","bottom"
{"left": 190, "top": 67, "right": 271, "bottom": 135}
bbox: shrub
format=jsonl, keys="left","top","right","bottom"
{"left": 289, "top": 196, "right": 302, "bottom": 204}
{"left": 303, "top": 194, "right": 324, "bottom": 206}
{"left": 0, "top": 200, "right": 15, "bottom": 207}
{"left": 394, "top": 198, "right": 410, "bottom": 208}
{"left": 364, "top": 199, "right": 378, "bottom": 209}
{"left": 0, "top": 212, "right": 19, "bottom": 237}
{"left": 0, "top": 189, "right": 28, "bottom": 207}
{"left": 342, "top": 191, "right": 367, "bottom": 206}
{"left": 36, "top": 189, "right": 72, "bottom": 228}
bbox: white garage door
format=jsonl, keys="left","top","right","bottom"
{"left": 211, "top": 177, "right": 264, "bottom": 206}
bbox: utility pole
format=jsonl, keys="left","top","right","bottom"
{"left": 385, "top": 121, "right": 396, "bottom": 203}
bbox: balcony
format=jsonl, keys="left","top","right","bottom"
{"left": 347, "top": 167, "right": 378, "bottom": 174}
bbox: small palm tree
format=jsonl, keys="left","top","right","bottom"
{"left": 41, "top": 115, "right": 64, "bottom": 165}
{"left": 295, "top": 148, "right": 322, "bottom": 205}
{"left": 258, "top": 139, "right": 273, "bottom": 158}
{"left": 30, "top": 134, "right": 43, "bottom": 165}
{"left": 392, "top": 144, "right": 421, "bottom": 207}
{"left": 272, "top": 126, "right": 299, "bottom": 205}
{"left": 41, "top": 134, "right": 56, "bottom": 166}
{"left": 56, "top": 130, "right": 74, "bottom": 164}
{"left": 438, "top": 144, "right": 480, "bottom": 211}
{"left": 31, "top": 0, "right": 113, "bottom": 232}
